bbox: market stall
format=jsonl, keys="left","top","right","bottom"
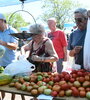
{"left": 0, "top": 85, "right": 34, "bottom": 100}
{"left": 0, "top": 70, "right": 90, "bottom": 100}
{"left": 0, "top": 1, "right": 90, "bottom": 100}
{"left": 0, "top": 85, "right": 88, "bottom": 100}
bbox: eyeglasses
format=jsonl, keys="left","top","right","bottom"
{"left": 75, "top": 18, "right": 87, "bottom": 23}
{"left": 31, "top": 34, "right": 38, "bottom": 37}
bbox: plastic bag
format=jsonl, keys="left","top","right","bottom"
{"left": 62, "top": 56, "right": 81, "bottom": 73}
{"left": 70, "top": 57, "right": 81, "bottom": 70}
{"left": 3, "top": 55, "right": 35, "bottom": 76}
{"left": 84, "top": 18, "right": 90, "bottom": 71}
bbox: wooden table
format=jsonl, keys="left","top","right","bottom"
{"left": 0, "top": 85, "right": 35, "bottom": 100}
{"left": 0, "top": 85, "right": 88, "bottom": 100}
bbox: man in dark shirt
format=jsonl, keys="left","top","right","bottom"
{"left": 68, "top": 8, "right": 88, "bottom": 69}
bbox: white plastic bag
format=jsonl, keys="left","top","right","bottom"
{"left": 69, "top": 57, "right": 81, "bottom": 70}
{"left": 62, "top": 56, "right": 81, "bottom": 73}
{"left": 72, "top": 64, "right": 81, "bottom": 70}
{"left": 3, "top": 56, "right": 35, "bottom": 76}
{"left": 84, "top": 18, "right": 90, "bottom": 71}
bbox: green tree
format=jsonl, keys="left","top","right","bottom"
{"left": 4, "top": 13, "right": 29, "bottom": 31}
{"left": 41, "top": 0, "right": 80, "bottom": 29}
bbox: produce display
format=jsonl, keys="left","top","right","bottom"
{"left": 7, "top": 69, "right": 90, "bottom": 99}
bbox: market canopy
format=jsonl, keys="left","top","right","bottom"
{"left": 0, "top": 0, "right": 40, "bottom": 7}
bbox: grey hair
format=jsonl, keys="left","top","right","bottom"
{"left": 74, "top": 8, "right": 88, "bottom": 18}
{"left": 29, "top": 23, "right": 45, "bottom": 34}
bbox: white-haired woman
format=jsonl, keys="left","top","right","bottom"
{"left": 21, "top": 23, "right": 58, "bottom": 72}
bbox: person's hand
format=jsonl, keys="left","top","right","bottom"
{"left": 0, "top": 40, "right": 7, "bottom": 47}
{"left": 0, "top": 40, "right": 4, "bottom": 45}
{"left": 74, "top": 46, "right": 82, "bottom": 54}
{"left": 31, "top": 54, "right": 40, "bottom": 61}
{"left": 64, "top": 55, "right": 67, "bottom": 61}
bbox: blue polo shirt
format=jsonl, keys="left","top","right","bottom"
{"left": 68, "top": 29, "right": 86, "bottom": 66}
{"left": 0, "top": 26, "right": 18, "bottom": 66}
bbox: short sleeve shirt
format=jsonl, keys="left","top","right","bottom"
{"left": 0, "top": 26, "right": 18, "bottom": 66}
{"left": 68, "top": 29, "right": 86, "bottom": 65}
{"left": 48, "top": 30, "right": 67, "bottom": 58}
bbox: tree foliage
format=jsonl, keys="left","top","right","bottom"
{"left": 41, "top": 0, "right": 80, "bottom": 29}
{"left": 5, "top": 13, "right": 29, "bottom": 31}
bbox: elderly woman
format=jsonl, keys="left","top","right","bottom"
{"left": 21, "top": 23, "right": 58, "bottom": 72}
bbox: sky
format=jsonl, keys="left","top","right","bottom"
{"left": 0, "top": 1, "right": 42, "bottom": 23}
{"left": 0, "top": 0, "right": 90, "bottom": 24}
{"left": 78, "top": 0, "right": 90, "bottom": 9}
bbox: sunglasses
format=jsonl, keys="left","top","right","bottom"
{"left": 75, "top": 18, "right": 87, "bottom": 23}
{"left": 30, "top": 34, "right": 39, "bottom": 37}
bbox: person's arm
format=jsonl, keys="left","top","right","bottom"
{"left": 0, "top": 40, "right": 17, "bottom": 50}
{"left": 44, "top": 39, "right": 59, "bottom": 62}
{"left": 63, "top": 46, "right": 67, "bottom": 61}
{"left": 59, "top": 31, "right": 68, "bottom": 61}
{"left": 68, "top": 32, "right": 75, "bottom": 57}
{"left": 21, "top": 41, "right": 31, "bottom": 56}
{"left": 69, "top": 49, "right": 76, "bottom": 57}
{"left": 31, "top": 39, "right": 59, "bottom": 62}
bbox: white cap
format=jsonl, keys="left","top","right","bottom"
{"left": 0, "top": 13, "right": 6, "bottom": 20}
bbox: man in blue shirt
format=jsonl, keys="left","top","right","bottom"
{"left": 0, "top": 13, "right": 18, "bottom": 99}
{"left": 0, "top": 13, "right": 18, "bottom": 67}
{"left": 68, "top": 8, "right": 88, "bottom": 69}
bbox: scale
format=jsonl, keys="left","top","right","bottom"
{"left": 8, "top": 0, "right": 37, "bottom": 40}
{"left": 8, "top": 0, "right": 38, "bottom": 49}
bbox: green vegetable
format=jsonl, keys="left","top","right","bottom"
{"left": 37, "top": 75, "right": 43, "bottom": 81}
{"left": 0, "top": 73, "right": 12, "bottom": 85}
{"left": 86, "top": 92, "right": 90, "bottom": 99}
